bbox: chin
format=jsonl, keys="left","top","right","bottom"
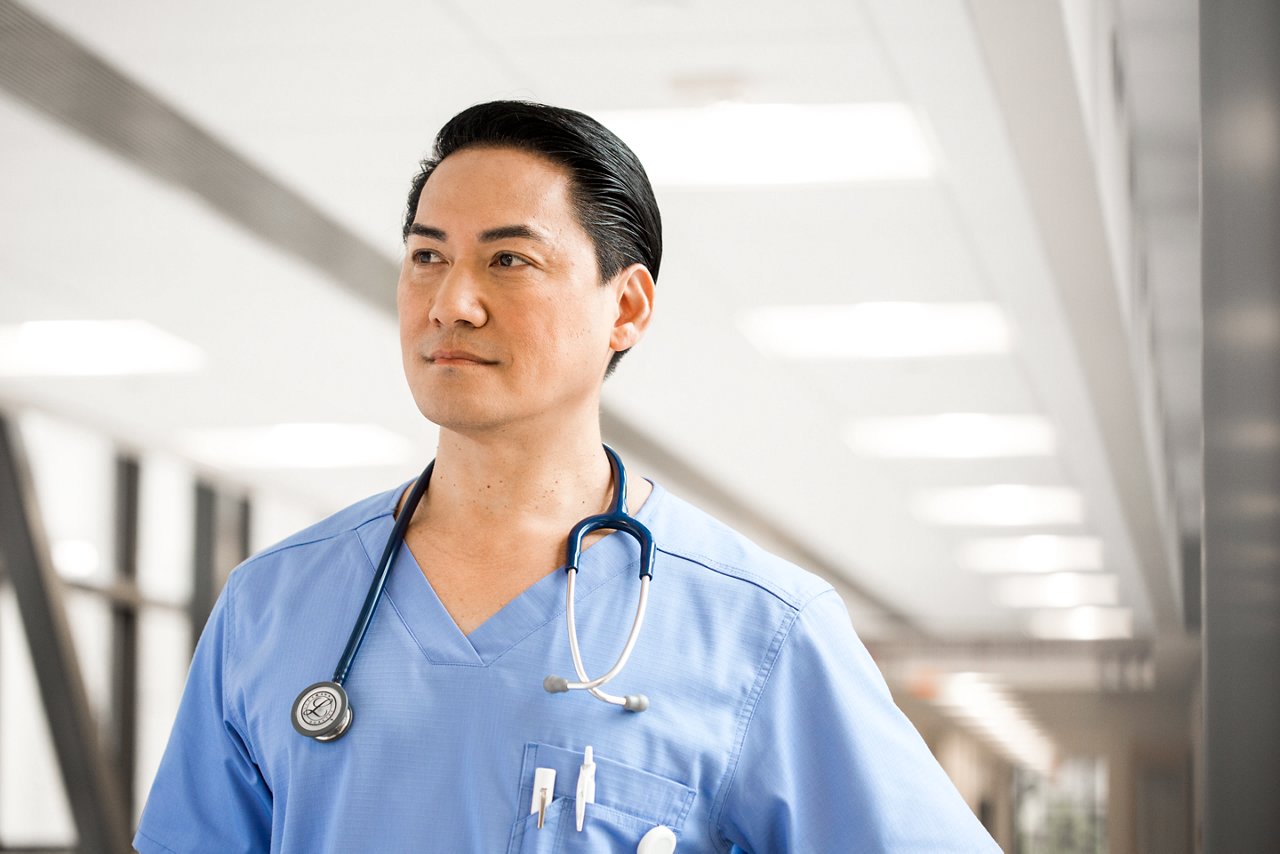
{"left": 414, "top": 397, "right": 509, "bottom": 434}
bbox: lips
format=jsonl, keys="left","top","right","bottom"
{"left": 427, "top": 348, "right": 497, "bottom": 365}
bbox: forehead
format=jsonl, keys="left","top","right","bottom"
{"left": 414, "top": 146, "right": 576, "bottom": 227}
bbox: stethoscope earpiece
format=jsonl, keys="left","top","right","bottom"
{"left": 292, "top": 680, "right": 354, "bottom": 742}
{"left": 623, "top": 694, "right": 649, "bottom": 713}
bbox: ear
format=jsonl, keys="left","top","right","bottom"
{"left": 609, "top": 263, "right": 656, "bottom": 353}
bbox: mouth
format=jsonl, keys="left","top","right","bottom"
{"left": 427, "top": 349, "right": 497, "bottom": 366}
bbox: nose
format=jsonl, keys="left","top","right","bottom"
{"left": 428, "top": 262, "right": 488, "bottom": 328}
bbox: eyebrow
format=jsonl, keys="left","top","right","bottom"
{"left": 479, "top": 224, "right": 547, "bottom": 243}
{"left": 407, "top": 223, "right": 446, "bottom": 241}
{"left": 406, "top": 223, "right": 549, "bottom": 244}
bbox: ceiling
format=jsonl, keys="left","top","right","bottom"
{"left": 0, "top": 0, "right": 1202, "bottom": 755}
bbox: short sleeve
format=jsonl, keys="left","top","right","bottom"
{"left": 716, "top": 590, "right": 999, "bottom": 853}
{"left": 134, "top": 572, "right": 272, "bottom": 853}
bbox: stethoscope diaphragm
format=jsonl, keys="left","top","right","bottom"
{"left": 291, "top": 680, "right": 353, "bottom": 742}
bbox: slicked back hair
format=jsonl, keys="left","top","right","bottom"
{"left": 403, "top": 101, "right": 662, "bottom": 376}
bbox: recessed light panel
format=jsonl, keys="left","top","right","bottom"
{"left": 958, "top": 535, "right": 1104, "bottom": 572}
{"left": 913, "top": 486, "right": 1085, "bottom": 526}
{"left": 0, "top": 320, "right": 206, "bottom": 376}
{"left": 740, "top": 303, "right": 1012, "bottom": 359}
{"left": 845, "top": 413, "right": 1055, "bottom": 458}
{"left": 183, "top": 423, "right": 415, "bottom": 469}
{"left": 933, "top": 673, "right": 1055, "bottom": 773}
{"left": 597, "top": 102, "right": 933, "bottom": 186}
{"left": 1028, "top": 607, "right": 1133, "bottom": 640}
{"left": 993, "top": 573, "right": 1119, "bottom": 608}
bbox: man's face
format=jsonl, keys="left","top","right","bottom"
{"left": 397, "top": 146, "right": 632, "bottom": 436}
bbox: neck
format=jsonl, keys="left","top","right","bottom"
{"left": 415, "top": 417, "right": 617, "bottom": 530}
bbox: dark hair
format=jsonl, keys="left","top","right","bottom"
{"left": 403, "top": 101, "right": 662, "bottom": 375}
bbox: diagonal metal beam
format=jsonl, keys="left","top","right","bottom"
{"left": 0, "top": 0, "right": 398, "bottom": 308}
{"left": 0, "top": 415, "right": 130, "bottom": 853}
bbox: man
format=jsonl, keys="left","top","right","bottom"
{"left": 135, "top": 101, "right": 999, "bottom": 852}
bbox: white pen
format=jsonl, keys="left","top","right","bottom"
{"left": 575, "top": 746, "right": 597, "bottom": 831}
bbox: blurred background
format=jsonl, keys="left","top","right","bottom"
{"left": 1, "top": 0, "right": 1276, "bottom": 852}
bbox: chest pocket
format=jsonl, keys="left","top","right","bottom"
{"left": 506, "top": 742, "right": 696, "bottom": 854}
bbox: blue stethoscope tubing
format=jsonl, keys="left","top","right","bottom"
{"left": 291, "top": 445, "right": 654, "bottom": 742}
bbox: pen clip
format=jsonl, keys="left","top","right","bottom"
{"left": 575, "top": 745, "right": 597, "bottom": 832}
{"left": 531, "top": 767, "right": 556, "bottom": 830}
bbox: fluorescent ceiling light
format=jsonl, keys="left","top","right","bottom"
{"left": 913, "top": 486, "right": 1085, "bottom": 526}
{"left": 958, "top": 535, "right": 1103, "bottom": 572}
{"left": 0, "top": 320, "right": 206, "bottom": 376}
{"left": 596, "top": 102, "right": 932, "bottom": 186}
{"left": 933, "top": 673, "right": 1055, "bottom": 773}
{"left": 993, "top": 573, "right": 1119, "bottom": 608}
{"left": 740, "top": 302, "right": 1012, "bottom": 359}
{"left": 1028, "top": 606, "right": 1133, "bottom": 640}
{"left": 845, "top": 413, "right": 1055, "bottom": 458}
{"left": 183, "top": 423, "right": 416, "bottom": 469}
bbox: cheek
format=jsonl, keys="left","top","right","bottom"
{"left": 548, "top": 306, "right": 616, "bottom": 378}
{"left": 397, "top": 281, "right": 428, "bottom": 340}
{"left": 397, "top": 309, "right": 414, "bottom": 355}
{"left": 533, "top": 298, "right": 605, "bottom": 359}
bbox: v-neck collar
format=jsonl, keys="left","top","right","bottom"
{"left": 354, "top": 480, "right": 665, "bottom": 666}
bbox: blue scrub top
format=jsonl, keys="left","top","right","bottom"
{"left": 135, "top": 482, "right": 999, "bottom": 853}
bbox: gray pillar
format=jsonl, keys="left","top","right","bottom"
{"left": 1200, "top": 0, "right": 1280, "bottom": 850}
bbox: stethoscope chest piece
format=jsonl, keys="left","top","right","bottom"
{"left": 292, "top": 680, "right": 353, "bottom": 742}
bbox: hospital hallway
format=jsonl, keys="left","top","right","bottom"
{"left": 0, "top": 0, "right": 1277, "bottom": 851}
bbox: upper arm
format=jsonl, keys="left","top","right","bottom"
{"left": 134, "top": 574, "right": 273, "bottom": 852}
{"left": 716, "top": 590, "right": 999, "bottom": 853}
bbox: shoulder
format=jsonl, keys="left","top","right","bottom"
{"left": 227, "top": 481, "right": 406, "bottom": 594}
{"left": 256, "top": 484, "right": 405, "bottom": 557}
{"left": 211, "top": 482, "right": 411, "bottom": 680}
{"left": 644, "top": 483, "right": 834, "bottom": 613}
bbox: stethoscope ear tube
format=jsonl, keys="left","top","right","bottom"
{"left": 544, "top": 445, "right": 655, "bottom": 712}
{"left": 331, "top": 461, "right": 435, "bottom": 687}
{"left": 550, "top": 568, "right": 652, "bottom": 711}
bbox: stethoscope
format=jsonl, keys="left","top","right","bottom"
{"left": 291, "top": 445, "right": 656, "bottom": 742}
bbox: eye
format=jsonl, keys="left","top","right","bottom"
{"left": 494, "top": 252, "right": 530, "bottom": 268}
{"left": 412, "top": 248, "right": 444, "bottom": 264}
